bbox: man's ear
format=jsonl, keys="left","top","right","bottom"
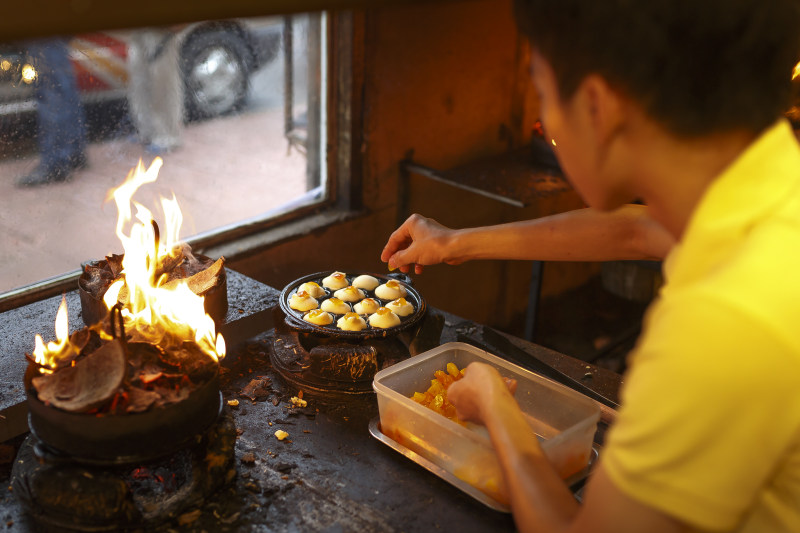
{"left": 578, "top": 74, "right": 626, "bottom": 149}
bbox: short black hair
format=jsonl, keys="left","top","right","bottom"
{"left": 515, "top": 0, "right": 800, "bottom": 137}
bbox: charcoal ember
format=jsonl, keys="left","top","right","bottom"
{"left": 156, "top": 341, "right": 193, "bottom": 367}
{"left": 125, "top": 387, "right": 161, "bottom": 413}
{"left": 240, "top": 378, "right": 272, "bottom": 401}
{"left": 125, "top": 343, "right": 165, "bottom": 382}
{"left": 132, "top": 365, "right": 189, "bottom": 387}
{"left": 156, "top": 341, "right": 217, "bottom": 379}
{"left": 32, "top": 339, "right": 126, "bottom": 412}
{"left": 154, "top": 384, "right": 191, "bottom": 407}
{"left": 137, "top": 366, "right": 164, "bottom": 384}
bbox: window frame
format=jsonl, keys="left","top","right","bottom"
{"left": 0, "top": 9, "right": 365, "bottom": 312}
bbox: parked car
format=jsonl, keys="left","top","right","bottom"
{"left": 0, "top": 17, "right": 282, "bottom": 123}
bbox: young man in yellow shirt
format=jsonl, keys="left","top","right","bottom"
{"left": 382, "top": 1, "right": 800, "bottom": 531}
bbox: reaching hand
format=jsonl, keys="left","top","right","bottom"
{"left": 448, "top": 362, "right": 517, "bottom": 425}
{"left": 380, "top": 214, "right": 460, "bottom": 274}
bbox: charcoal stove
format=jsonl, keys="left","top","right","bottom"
{"left": 10, "top": 409, "right": 236, "bottom": 532}
{"left": 11, "top": 367, "right": 236, "bottom": 532}
{"left": 11, "top": 309, "right": 236, "bottom": 531}
{"left": 270, "top": 272, "right": 436, "bottom": 398}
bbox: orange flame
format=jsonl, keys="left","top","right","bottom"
{"left": 33, "top": 158, "right": 225, "bottom": 372}
{"left": 106, "top": 157, "right": 225, "bottom": 362}
{"left": 32, "top": 295, "right": 76, "bottom": 372}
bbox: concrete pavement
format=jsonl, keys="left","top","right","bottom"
{"left": 0, "top": 106, "right": 308, "bottom": 294}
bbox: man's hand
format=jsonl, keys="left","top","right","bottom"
{"left": 380, "top": 214, "right": 461, "bottom": 274}
{"left": 448, "top": 362, "right": 517, "bottom": 425}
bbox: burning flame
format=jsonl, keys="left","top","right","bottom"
{"left": 793, "top": 61, "right": 800, "bottom": 80}
{"left": 105, "top": 157, "right": 225, "bottom": 362}
{"left": 32, "top": 295, "right": 77, "bottom": 373}
{"left": 33, "top": 158, "right": 225, "bottom": 371}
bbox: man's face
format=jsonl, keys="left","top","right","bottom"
{"left": 531, "top": 52, "right": 630, "bottom": 211}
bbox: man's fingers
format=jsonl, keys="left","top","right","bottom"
{"left": 381, "top": 225, "right": 413, "bottom": 262}
{"left": 503, "top": 377, "right": 518, "bottom": 395}
{"left": 387, "top": 248, "right": 410, "bottom": 271}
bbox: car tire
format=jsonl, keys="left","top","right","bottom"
{"left": 181, "top": 29, "right": 251, "bottom": 121}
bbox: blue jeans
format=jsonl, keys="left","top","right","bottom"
{"left": 26, "top": 38, "right": 87, "bottom": 170}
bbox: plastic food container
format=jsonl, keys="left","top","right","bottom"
{"left": 373, "top": 342, "right": 601, "bottom": 506}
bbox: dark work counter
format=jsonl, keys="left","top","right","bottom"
{"left": 0, "top": 273, "right": 622, "bottom": 532}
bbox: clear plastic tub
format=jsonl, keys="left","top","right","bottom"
{"left": 373, "top": 342, "right": 600, "bottom": 506}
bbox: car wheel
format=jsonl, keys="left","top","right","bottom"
{"left": 181, "top": 29, "right": 251, "bottom": 120}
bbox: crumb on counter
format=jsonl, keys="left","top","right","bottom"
{"left": 275, "top": 430, "right": 289, "bottom": 441}
{"left": 290, "top": 396, "right": 307, "bottom": 408}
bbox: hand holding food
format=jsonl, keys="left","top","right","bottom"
{"left": 448, "top": 362, "right": 517, "bottom": 425}
{"left": 380, "top": 214, "right": 461, "bottom": 274}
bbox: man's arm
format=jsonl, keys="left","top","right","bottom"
{"left": 381, "top": 205, "right": 674, "bottom": 274}
{"left": 447, "top": 363, "right": 688, "bottom": 533}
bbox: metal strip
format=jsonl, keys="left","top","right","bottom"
{"left": 403, "top": 161, "right": 526, "bottom": 208}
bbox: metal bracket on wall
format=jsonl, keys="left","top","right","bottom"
{"left": 396, "top": 156, "right": 543, "bottom": 341}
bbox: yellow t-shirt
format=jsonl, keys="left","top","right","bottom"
{"left": 602, "top": 119, "right": 800, "bottom": 532}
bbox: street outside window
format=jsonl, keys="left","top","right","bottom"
{"left": 0, "top": 13, "right": 327, "bottom": 296}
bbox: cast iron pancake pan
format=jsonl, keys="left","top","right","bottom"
{"left": 279, "top": 271, "right": 426, "bottom": 340}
